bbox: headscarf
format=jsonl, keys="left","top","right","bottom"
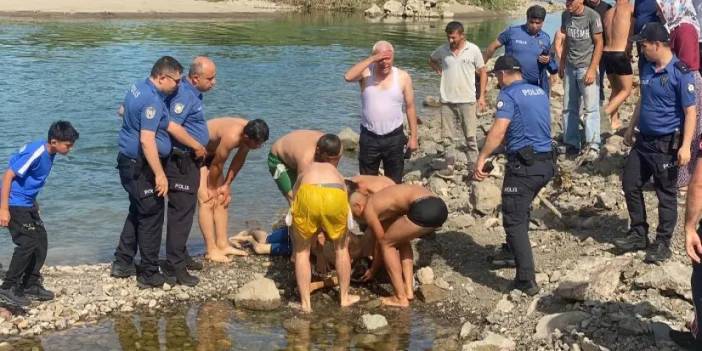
{"left": 656, "top": 0, "right": 700, "bottom": 33}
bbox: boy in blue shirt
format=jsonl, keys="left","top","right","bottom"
{"left": 0, "top": 121, "right": 79, "bottom": 306}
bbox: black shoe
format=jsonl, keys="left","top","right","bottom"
{"left": 511, "top": 279, "right": 539, "bottom": 296}
{"left": 670, "top": 329, "right": 702, "bottom": 350}
{"left": 111, "top": 261, "right": 137, "bottom": 278}
{"left": 0, "top": 286, "right": 30, "bottom": 306}
{"left": 613, "top": 230, "right": 648, "bottom": 252}
{"left": 644, "top": 240, "right": 672, "bottom": 264}
{"left": 136, "top": 272, "right": 165, "bottom": 289}
{"left": 185, "top": 256, "right": 203, "bottom": 271}
{"left": 161, "top": 261, "right": 199, "bottom": 287}
{"left": 23, "top": 283, "right": 54, "bottom": 301}
{"left": 487, "top": 244, "right": 516, "bottom": 268}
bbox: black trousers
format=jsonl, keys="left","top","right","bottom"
{"left": 114, "top": 153, "right": 165, "bottom": 276}
{"left": 693, "top": 228, "right": 702, "bottom": 339}
{"left": 2, "top": 206, "right": 47, "bottom": 289}
{"left": 622, "top": 135, "right": 678, "bottom": 242}
{"left": 165, "top": 151, "right": 200, "bottom": 269}
{"left": 358, "top": 125, "right": 406, "bottom": 184}
{"left": 501, "top": 156, "right": 554, "bottom": 281}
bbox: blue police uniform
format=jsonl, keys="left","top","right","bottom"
{"left": 114, "top": 77, "right": 172, "bottom": 282}
{"left": 495, "top": 80, "right": 555, "bottom": 285}
{"left": 622, "top": 56, "right": 696, "bottom": 252}
{"left": 1, "top": 140, "right": 54, "bottom": 293}
{"left": 162, "top": 78, "right": 208, "bottom": 277}
{"left": 498, "top": 25, "right": 558, "bottom": 94}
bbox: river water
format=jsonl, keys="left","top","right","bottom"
{"left": 0, "top": 12, "right": 561, "bottom": 349}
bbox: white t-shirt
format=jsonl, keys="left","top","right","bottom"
{"left": 431, "top": 41, "right": 485, "bottom": 104}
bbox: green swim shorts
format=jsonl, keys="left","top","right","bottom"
{"left": 267, "top": 152, "right": 297, "bottom": 196}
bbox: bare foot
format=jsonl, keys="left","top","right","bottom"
{"left": 221, "top": 246, "right": 249, "bottom": 256}
{"left": 610, "top": 114, "right": 621, "bottom": 131}
{"left": 381, "top": 296, "right": 409, "bottom": 308}
{"left": 301, "top": 302, "right": 312, "bottom": 313}
{"left": 406, "top": 289, "right": 414, "bottom": 301}
{"left": 205, "top": 251, "right": 233, "bottom": 263}
{"left": 340, "top": 294, "right": 360, "bottom": 308}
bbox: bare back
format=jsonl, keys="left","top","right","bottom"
{"left": 366, "top": 184, "right": 432, "bottom": 223}
{"left": 206, "top": 117, "right": 248, "bottom": 156}
{"left": 296, "top": 162, "right": 345, "bottom": 189}
{"left": 350, "top": 175, "right": 395, "bottom": 195}
{"left": 603, "top": 1, "right": 633, "bottom": 52}
{"left": 271, "top": 130, "right": 324, "bottom": 171}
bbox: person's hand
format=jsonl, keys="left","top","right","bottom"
{"left": 477, "top": 97, "right": 487, "bottom": 112}
{"left": 584, "top": 68, "right": 596, "bottom": 85}
{"left": 434, "top": 67, "right": 443, "bottom": 75}
{"left": 0, "top": 208, "right": 9, "bottom": 227}
{"left": 473, "top": 157, "right": 487, "bottom": 181}
{"left": 155, "top": 173, "right": 168, "bottom": 197}
{"left": 623, "top": 128, "right": 635, "bottom": 147}
{"left": 538, "top": 54, "right": 550, "bottom": 64}
{"left": 217, "top": 184, "right": 232, "bottom": 207}
{"left": 678, "top": 145, "right": 691, "bottom": 167}
{"left": 370, "top": 52, "right": 392, "bottom": 63}
{"left": 407, "top": 136, "right": 418, "bottom": 152}
{"left": 361, "top": 268, "right": 377, "bottom": 282}
{"left": 558, "top": 65, "right": 565, "bottom": 79}
{"left": 686, "top": 227, "right": 702, "bottom": 263}
{"left": 194, "top": 145, "right": 207, "bottom": 160}
{"left": 117, "top": 104, "right": 125, "bottom": 118}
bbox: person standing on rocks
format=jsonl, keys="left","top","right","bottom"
{"left": 159, "top": 56, "right": 216, "bottom": 287}
{"left": 0, "top": 121, "right": 79, "bottom": 306}
{"left": 344, "top": 40, "right": 418, "bottom": 184}
{"left": 198, "top": 117, "right": 269, "bottom": 263}
{"left": 585, "top": 0, "right": 612, "bottom": 104}
{"left": 429, "top": 21, "right": 487, "bottom": 172}
{"left": 268, "top": 130, "right": 342, "bottom": 203}
{"left": 484, "top": 5, "right": 558, "bottom": 95}
{"left": 112, "top": 56, "right": 182, "bottom": 289}
{"left": 617, "top": 23, "right": 697, "bottom": 263}
{"left": 560, "top": 0, "right": 604, "bottom": 161}
{"left": 601, "top": 0, "right": 634, "bottom": 131}
{"left": 349, "top": 184, "right": 448, "bottom": 307}
{"left": 473, "top": 56, "right": 555, "bottom": 296}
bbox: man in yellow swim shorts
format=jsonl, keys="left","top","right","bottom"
{"left": 290, "top": 155, "right": 360, "bottom": 313}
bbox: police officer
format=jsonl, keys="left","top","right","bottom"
{"left": 474, "top": 55, "right": 555, "bottom": 296}
{"left": 161, "top": 56, "right": 217, "bottom": 287}
{"left": 483, "top": 5, "right": 558, "bottom": 95}
{"left": 111, "top": 56, "right": 183, "bottom": 289}
{"left": 616, "top": 23, "right": 696, "bottom": 263}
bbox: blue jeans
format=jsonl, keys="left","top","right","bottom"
{"left": 562, "top": 64, "right": 601, "bottom": 150}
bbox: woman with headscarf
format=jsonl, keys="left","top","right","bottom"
{"left": 656, "top": 0, "right": 702, "bottom": 187}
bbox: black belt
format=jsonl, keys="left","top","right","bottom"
{"left": 508, "top": 151, "right": 553, "bottom": 161}
{"left": 171, "top": 147, "right": 193, "bottom": 157}
{"left": 360, "top": 125, "right": 404, "bottom": 138}
{"left": 639, "top": 132, "right": 675, "bottom": 142}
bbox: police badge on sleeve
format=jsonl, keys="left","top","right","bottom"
{"left": 174, "top": 103, "right": 185, "bottom": 114}
{"left": 496, "top": 100, "right": 504, "bottom": 110}
{"left": 689, "top": 83, "right": 695, "bottom": 93}
{"left": 145, "top": 106, "right": 156, "bottom": 119}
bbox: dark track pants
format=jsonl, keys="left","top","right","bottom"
{"left": 1, "top": 206, "right": 47, "bottom": 289}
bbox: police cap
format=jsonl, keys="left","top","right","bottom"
{"left": 490, "top": 55, "right": 522, "bottom": 73}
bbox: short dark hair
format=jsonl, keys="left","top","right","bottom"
{"left": 150, "top": 56, "right": 183, "bottom": 78}
{"left": 243, "top": 119, "right": 269, "bottom": 143}
{"left": 48, "top": 120, "right": 79, "bottom": 143}
{"left": 445, "top": 21, "right": 464, "bottom": 34}
{"left": 315, "top": 134, "right": 342, "bottom": 160}
{"left": 526, "top": 5, "right": 546, "bottom": 20}
{"left": 345, "top": 179, "right": 359, "bottom": 194}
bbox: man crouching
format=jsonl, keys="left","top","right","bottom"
{"left": 349, "top": 184, "right": 448, "bottom": 307}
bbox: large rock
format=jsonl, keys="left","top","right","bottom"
{"left": 360, "top": 313, "right": 388, "bottom": 331}
{"left": 462, "top": 332, "right": 515, "bottom": 351}
{"left": 364, "top": 4, "right": 383, "bottom": 17}
{"left": 534, "top": 311, "right": 590, "bottom": 340}
{"left": 446, "top": 213, "right": 476, "bottom": 229}
{"left": 383, "top": 0, "right": 404, "bottom": 16}
{"left": 555, "top": 257, "right": 632, "bottom": 301}
{"left": 470, "top": 181, "right": 501, "bottom": 215}
{"left": 634, "top": 261, "right": 692, "bottom": 299}
{"left": 416, "top": 267, "right": 434, "bottom": 285}
{"left": 338, "top": 127, "right": 360, "bottom": 151}
{"left": 404, "top": 0, "right": 428, "bottom": 17}
{"left": 423, "top": 95, "right": 442, "bottom": 107}
{"left": 418, "top": 284, "right": 447, "bottom": 303}
{"left": 232, "top": 278, "right": 281, "bottom": 311}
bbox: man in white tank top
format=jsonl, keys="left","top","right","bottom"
{"left": 344, "top": 41, "right": 419, "bottom": 184}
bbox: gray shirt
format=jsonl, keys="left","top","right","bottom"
{"left": 561, "top": 6, "right": 603, "bottom": 68}
{"left": 430, "top": 41, "right": 485, "bottom": 103}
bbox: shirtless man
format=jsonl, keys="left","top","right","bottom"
{"left": 346, "top": 175, "right": 395, "bottom": 195}
{"left": 290, "top": 161, "right": 360, "bottom": 313}
{"left": 349, "top": 184, "right": 448, "bottom": 307}
{"left": 602, "top": 0, "right": 634, "bottom": 130}
{"left": 198, "top": 117, "right": 269, "bottom": 262}
{"left": 268, "top": 130, "right": 342, "bottom": 203}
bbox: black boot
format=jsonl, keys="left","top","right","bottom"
{"left": 670, "top": 330, "right": 702, "bottom": 350}
{"left": 110, "top": 261, "right": 137, "bottom": 278}
{"left": 185, "top": 256, "right": 203, "bottom": 271}
{"left": 24, "top": 283, "right": 55, "bottom": 301}
{"left": 0, "top": 286, "right": 30, "bottom": 306}
{"left": 511, "top": 279, "right": 539, "bottom": 296}
{"left": 161, "top": 261, "right": 199, "bottom": 287}
{"left": 136, "top": 272, "right": 165, "bottom": 289}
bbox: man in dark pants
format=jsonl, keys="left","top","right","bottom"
{"left": 0, "top": 121, "right": 79, "bottom": 306}
{"left": 111, "top": 56, "right": 183, "bottom": 289}
{"left": 161, "top": 56, "right": 217, "bottom": 287}
{"left": 616, "top": 23, "right": 696, "bottom": 263}
{"left": 344, "top": 40, "right": 418, "bottom": 183}
{"left": 474, "top": 55, "right": 555, "bottom": 296}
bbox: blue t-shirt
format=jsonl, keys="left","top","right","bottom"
{"left": 7, "top": 140, "right": 55, "bottom": 207}
{"left": 498, "top": 25, "right": 556, "bottom": 92}
{"left": 634, "top": 0, "right": 659, "bottom": 34}
{"left": 639, "top": 57, "right": 696, "bottom": 136}
{"left": 495, "top": 80, "right": 552, "bottom": 153}
{"left": 118, "top": 78, "right": 172, "bottom": 159}
{"left": 166, "top": 78, "right": 209, "bottom": 149}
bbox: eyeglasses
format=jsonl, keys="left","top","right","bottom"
{"left": 163, "top": 74, "right": 181, "bottom": 85}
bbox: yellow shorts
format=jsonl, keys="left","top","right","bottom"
{"left": 291, "top": 184, "right": 348, "bottom": 241}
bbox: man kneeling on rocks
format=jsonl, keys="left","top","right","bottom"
{"left": 290, "top": 154, "right": 360, "bottom": 313}
{"left": 349, "top": 184, "right": 448, "bottom": 307}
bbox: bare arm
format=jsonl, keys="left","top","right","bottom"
{"left": 473, "top": 119, "right": 510, "bottom": 180}
{"left": 478, "top": 67, "right": 488, "bottom": 104}
{"left": 428, "top": 57, "right": 442, "bottom": 75}
{"left": 624, "top": 100, "right": 641, "bottom": 146}
{"left": 585, "top": 33, "right": 604, "bottom": 85}
{"left": 167, "top": 122, "right": 206, "bottom": 157}
{"left": 483, "top": 39, "right": 503, "bottom": 62}
{"left": 0, "top": 170, "right": 15, "bottom": 227}
{"left": 140, "top": 130, "right": 168, "bottom": 197}
{"left": 345, "top": 53, "right": 387, "bottom": 82}
{"left": 207, "top": 145, "right": 230, "bottom": 190}
{"left": 223, "top": 146, "right": 250, "bottom": 187}
{"left": 403, "top": 72, "right": 419, "bottom": 151}
{"left": 685, "top": 160, "right": 702, "bottom": 263}
{"left": 363, "top": 203, "right": 386, "bottom": 241}
{"left": 678, "top": 105, "right": 697, "bottom": 166}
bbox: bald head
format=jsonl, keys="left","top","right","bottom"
{"left": 188, "top": 56, "right": 217, "bottom": 93}
{"left": 372, "top": 40, "right": 394, "bottom": 54}
{"left": 189, "top": 56, "right": 215, "bottom": 77}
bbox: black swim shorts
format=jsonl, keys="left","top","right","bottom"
{"left": 603, "top": 51, "right": 633, "bottom": 76}
{"left": 407, "top": 196, "right": 448, "bottom": 228}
